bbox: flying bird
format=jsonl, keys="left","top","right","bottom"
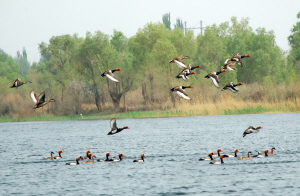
{"left": 107, "top": 118, "right": 130, "bottom": 135}
{"left": 10, "top": 78, "right": 31, "bottom": 88}
{"left": 243, "top": 126, "right": 263, "bottom": 137}
{"left": 230, "top": 53, "right": 251, "bottom": 67}
{"left": 30, "top": 90, "right": 55, "bottom": 109}
{"left": 169, "top": 56, "right": 189, "bottom": 69}
{"left": 204, "top": 70, "right": 227, "bottom": 88}
{"left": 170, "top": 86, "right": 193, "bottom": 100}
{"left": 221, "top": 59, "right": 237, "bottom": 71}
{"left": 221, "top": 82, "right": 244, "bottom": 93}
{"left": 101, "top": 68, "right": 122, "bottom": 82}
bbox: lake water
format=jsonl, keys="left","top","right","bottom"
{"left": 0, "top": 113, "right": 300, "bottom": 195}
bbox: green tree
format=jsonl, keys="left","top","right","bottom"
{"left": 14, "top": 48, "right": 30, "bottom": 77}
{"left": 162, "top": 13, "right": 171, "bottom": 30}
{"left": 174, "top": 18, "right": 184, "bottom": 32}
{"left": 288, "top": 12, "right": 300, "bottom": 77}
{"left": 0, "top": 50, "right": 20, "bottom": 79}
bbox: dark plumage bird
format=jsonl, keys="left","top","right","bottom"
{"left": 66, "top": 157, "right": 82, "bottom": 165}
{"left": 204, "top": 70, "right": 227, "bottom": 88}
{"left": 10, "top": 78, "right": 31, "bottom": 88}
{"left": 221, "top": 82, "right": 244, "bottom": 93}
{"left": 199, "top": 152, "right": 215, "bottom": 161}
{"left": 209, "top": 155, "right": 229, "bottom": 164}
{"left": 170, "top": 86, "right": 193, "bottom": 100}
{"left": 97, "top": 152, "right": 113, "bottom": 162}
{"left": 107, "top": 118, "right": 130, "bottom": 135}
{"left": 230, "top": 53, "right": 251, "bottom": 67}
{"left": 243, "top": 126, "right": 263, "bottom": 137}
{"left": 133, "top": 153, "right": 145, "bottom": 162}
{"left": 30, "top": 90, "right": 55, "bottom": 110}
{"left": 100, "top": 68, "right": 122, "bottom": 82}
{"left": 175, "top": 71, "right": 196, "bottom": 81}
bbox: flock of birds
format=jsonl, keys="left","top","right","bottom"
{"left": 168, "top": 53, "right": 250, "bottom": 99}
{"left": 9, "top": 53, "right": 250, "bottom": 107}
{"left": 11, "top": 52, "right": 270, "bottom": 165}
{"left": 199, "top": 147, "right": 276, "bottom": 164}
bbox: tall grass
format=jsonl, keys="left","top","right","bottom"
{"left": 1, "top": 83, "right": 300, "bottom": 122}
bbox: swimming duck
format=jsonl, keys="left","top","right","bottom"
{"left": 82, "top": 153, "right": 97, "bottom": 163}
{"left": 175, "top": 71, "right": 196, "bottom": 81}
{"left": 30, "top": 90, "right": 55, "bottom": 110}
{"left": 212, "top": 149, "right": 223, "bottom": 157}
{"left": 199, "top": 152, "right": 215, "bottom": 161}
{"left": 10, "top": 78, "right": 31, "bottom": 88}
{"left": 170, "top": 86, "right": 193, "bottom": 100}
{"left": 113, "top": 153, "right": 125, "bottom": 162}
{"left": 107, "top": 118, "right": 130, "bottom": 135}
{"left": 80, "top": 150, "right": 91, "bottom": 160}
{"left": 169, "top": 56, "right": 189, "bottom": 69}
{"left": 54, "top": 150, "right": 63, "bottom": 159}
{"left": 100, "top": 68, "right": 122, "bottom": 82}
{"left": 204, "top": 70, "right": 227, "bottom": 88}
{"left": 209, "top": 155, "right": 228, "bottom": 164}
{"left": 133, "top": 153, "right": 145, "bottom": 162}
{"left": 230, "top": 53, "right": 251, "bottom": 67}
{"left": 227, "top": 149, "right": 239, "bottom": 157}
{"left": 43, "top": 152, "right": 55, "bottom": 160}
{"left": 66, "top": 157, "right": 82, "bottom": 165}
{"left": 97, "top": 152, "right": 113, "bottom": 162}
{"left": 221, "top": 59, "right": 236, "bottom": 71}
{"left": 238, "top": 152, "right": 252, "bottom": 160}
{"left": 253, "top": 150, "right": 269, "bottom": 158}
{"left": 243, "top": 126, "right": 263, "bottom": 137}
{"left": 221, "top": 82, "right": 244, "bottom": 93}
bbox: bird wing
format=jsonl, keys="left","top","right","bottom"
{"left": 173, "top": 60, "right": 187, "bottom": 69}
{"left": 175, "top": 88, "right": 190, "bottom": 100}
{"left": 106, "top": 72, "right": 119, "bottom": 82}
{"left": 30, "top": 90, "right": 38, "bottom": 104}
{"left": 110, "top": 118, "right": 118, "bottom": 130}
{"left": 209, "top": 74, "right": 220, "bottom": 88}
{"left": 37, "top": 92, "right": 46, "bottom": 104}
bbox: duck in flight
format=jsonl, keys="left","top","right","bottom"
{"left": 30, "top": 90, "right": 55, "bottom": 109}
{"left": 107, "top": 118, "right": 130, "bottom": 135}
{"left": 101, "top": 68, "right": 122, "bottom": 82}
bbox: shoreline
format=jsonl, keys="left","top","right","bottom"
{"left": 0, "top": 107, "right": 299, "bottom": 123}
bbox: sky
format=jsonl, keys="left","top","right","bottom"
{"left": 0, "top": 0, "right": 299, "bottom": 63}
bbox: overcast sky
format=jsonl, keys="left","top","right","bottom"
{"left": 0, "top": 0, "right": 299, "bottom": 63}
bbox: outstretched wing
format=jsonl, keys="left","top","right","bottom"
{"left": 30, "top": 90, "right": 38, "bottom": 104}
{"left": 175, "top": 88, "right": 190, "bottom": 100}
{"left": 110, "top": 118, "right": 118, "bottom": 130}
{"left": 37, "top": 92, "right": 46, "bottom": 104}
{"left": 106, "top": 72, "right": 119, "bottom": 82}
{"left": 209, "top": 74, "right": 220, "bottom": 88}
{"left": 173, "top": 60, "right": 188, "bottom": 69}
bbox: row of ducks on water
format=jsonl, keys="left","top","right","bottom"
{"left": 200, "top": 147, "right": 276, "bottom": 164}
{"left": 43, "top": 150, "right": 145, "bottom": 165}
{"left": 43, "top": 147, "right": 276, "bottom": 165}
{"left": 169, "top": 53, "right": 250, "bottom": 99}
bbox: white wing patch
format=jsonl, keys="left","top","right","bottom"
{"left": 210, "top": 77, "right": 219, "bottom": 88}
{"left": 174, "top": 60, "right": 187, "bottom": 69}
{"left": 175, "top": 91, "right": 190, "bottom": 100}
{"left": 106, "top": 74, "right": 119, "bottom": 82}
{"left": 30, "top": 91, "right": 37, "bottom": 104}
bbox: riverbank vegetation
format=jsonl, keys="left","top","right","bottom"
{"left": 1, "top": 14, "right": 300, "bottom": 122}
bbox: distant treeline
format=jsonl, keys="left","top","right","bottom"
{"left": 1, "top": 16, "right": 300, "bottom": 117}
